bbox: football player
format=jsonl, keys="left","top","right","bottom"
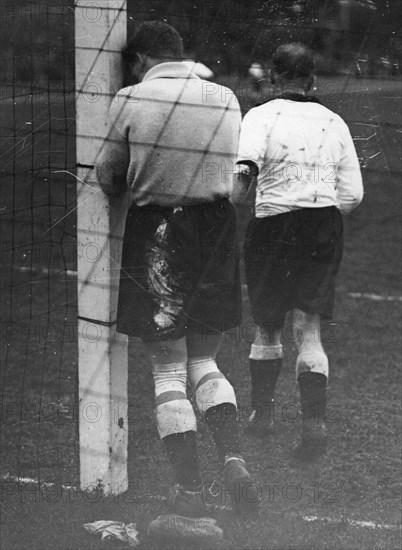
{"left": 96, "top": 21, "right": 259, "bottom": 514}
{"left": 232, "top": 43, "right": 363, "bottom": 459}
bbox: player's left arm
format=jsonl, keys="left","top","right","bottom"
{"left": 336, "top": 123, "right": 364, "bottom": 214}
{"left": 96, "top": 93, "right": 130, "bottom": 198}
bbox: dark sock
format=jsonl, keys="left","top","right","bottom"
{"left": 298, "top": 372, "right": 327, "bottom": 425}
{"left": 205, "top": 403, "right": 241, "bottom": 463}
{"left": 250, "top": 358, "right": 282, "bottom": 410}
{"left": 162, "top": 431, "right": 202, "bottom": 490}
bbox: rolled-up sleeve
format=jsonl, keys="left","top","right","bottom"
{"left": 237, "top": 108, "right": 267, "bottom": 171}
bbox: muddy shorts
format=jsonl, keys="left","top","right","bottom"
{"left": 117, "top": 199, "right": 242, "bottom": 341}
{"left": 244, "top": 206, "right": 344, "bottom": 326}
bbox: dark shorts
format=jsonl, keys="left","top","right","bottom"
{"left": 244, "top": 206, "right": 343, "bottom": 326}
{"left": 117, "top": 199, "right": 242, "bottom": 341}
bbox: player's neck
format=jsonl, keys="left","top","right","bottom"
{"left": 274, "top": 84, "right": 307, "bottom": 96}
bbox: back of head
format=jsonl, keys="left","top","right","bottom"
{"left": 273, "top": 43, "right": 314, "bottom": 81}
{"left": 123, "top": 20, "right": 184, "bottom": 66}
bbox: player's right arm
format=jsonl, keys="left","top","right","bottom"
{"left": 336, "top": 123, "right": 364, "bottom": 213}
{"left": 230, "top": 108, "right": 265, "bottom": 204}
{"left": 95, "top": 91, "right": 130, "bottom": 198}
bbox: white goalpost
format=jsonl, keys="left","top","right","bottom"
{"left": 75, "top": 0, "right": 129, "bottom": 495}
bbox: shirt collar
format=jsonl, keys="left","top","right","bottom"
{"left": 256, "top": 93, "right": 321, "bottom": 107}
{"left": 274, "top": 92, "right": 321, "bottom": 104}
{"left": 142, "top": 61, "right": 200, "bottom": 82}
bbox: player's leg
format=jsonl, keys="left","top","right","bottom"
{"left": 244, "top": 214, "right": 293, "bottom": 434}
{"left": 247, "top": 322, "right": 284, "bottom": 432}
{"left": 290, "top": 206, "right": 344, "bottom": 459}
{"left": 292, "top": 308, "right": 328, "bottom": 458}
{"left": 185, "top": 199, "right": 259, "bottom": 513}
{"left": 144, "top": 336, "right": 208, "bottom": 517}
{"left": 116, "top": 204, "right": 208, "bottom": 516}
{"left": 187, "top": 332, "right": 240, "bottom": 463}
{"left": 187, "top": 331, "right": 260, "bottom": 513}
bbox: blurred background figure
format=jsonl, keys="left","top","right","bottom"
{"left": 248, "top": 62, "right": 265, "bottom": 93}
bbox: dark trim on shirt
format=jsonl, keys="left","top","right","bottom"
{"left": 257, "top": 93, "right": 321, "bottom": 106}
{"left": 235, "top": 160, "right": 259, "bottom": 176}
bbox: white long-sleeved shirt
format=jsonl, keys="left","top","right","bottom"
{"left": 96, "top": 62, "right": 241, "bottom": 206}
{"left": 237, "top": 96, "right": 363, "bottom": 216}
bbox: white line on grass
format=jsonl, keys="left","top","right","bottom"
{"left": 348, "top": 292, "right": 402, "bottom": 302}
{"left": 2, "top": 475, "right": 401, "bottom": 531}
{"left": 303, "top": 515, "right": 402, "bottom": 531}
{"left": 6, "top": 265, "right": 77, "bottom": 277}
{"left": 1, "top": 474, "right": 76, "bottom": 491}
{"left": 241, "top": 284, "right": 402, "bottom": 303}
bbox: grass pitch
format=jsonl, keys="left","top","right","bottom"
{"left": 0, "top": 76, "right": 401, "bottom": 549}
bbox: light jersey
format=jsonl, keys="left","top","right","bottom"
{"left": 237, "top": 95, "right": 363, "bottom": 217}
{"left": 97, "top": 62, "right": 241, "bottom": 206}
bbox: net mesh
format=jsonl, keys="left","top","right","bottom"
{"left": 1, "top": 1, "right": 78, "bottom": 485}
{"left": 0, "top": 0, "right": 400, "bottom": 489}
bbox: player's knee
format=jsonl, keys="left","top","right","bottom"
{"left": 188, "top": 356, "right": 237, "bottom": 414}
{"left": 186, "top": 332, "right": 221, "bottom": 359}
{"left": 145, "top": 337, "right": 187, "bottom": 367}
{"left": 254, "top": 323, "right": 283, "bottom": 347}
{"left": 152, "top": 360, "right": 188, "bottom": 397}
{"left": 296, "top": 349, "right": 328, "bottom": 379}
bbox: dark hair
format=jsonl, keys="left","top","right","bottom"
{"left": 122, "top": 21, "right": 184, "bottom": 66}
{"left": 273, "top": 43, "right": 314, "bottom": 80}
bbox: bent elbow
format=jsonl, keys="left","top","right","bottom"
{"left": 338, "top": 191, "right": 363, "bottom": 214}
{"left": 337, "top": 170, "right": 364, "bottom": 213}
{"left": 355, "top": 187, "right": 364, "bottom": 208}
{"left": 96, "top": 162, "right": 127, "bottom": 198}
{"left": 351, "top": 176, "right": 364, "bottom": 209}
